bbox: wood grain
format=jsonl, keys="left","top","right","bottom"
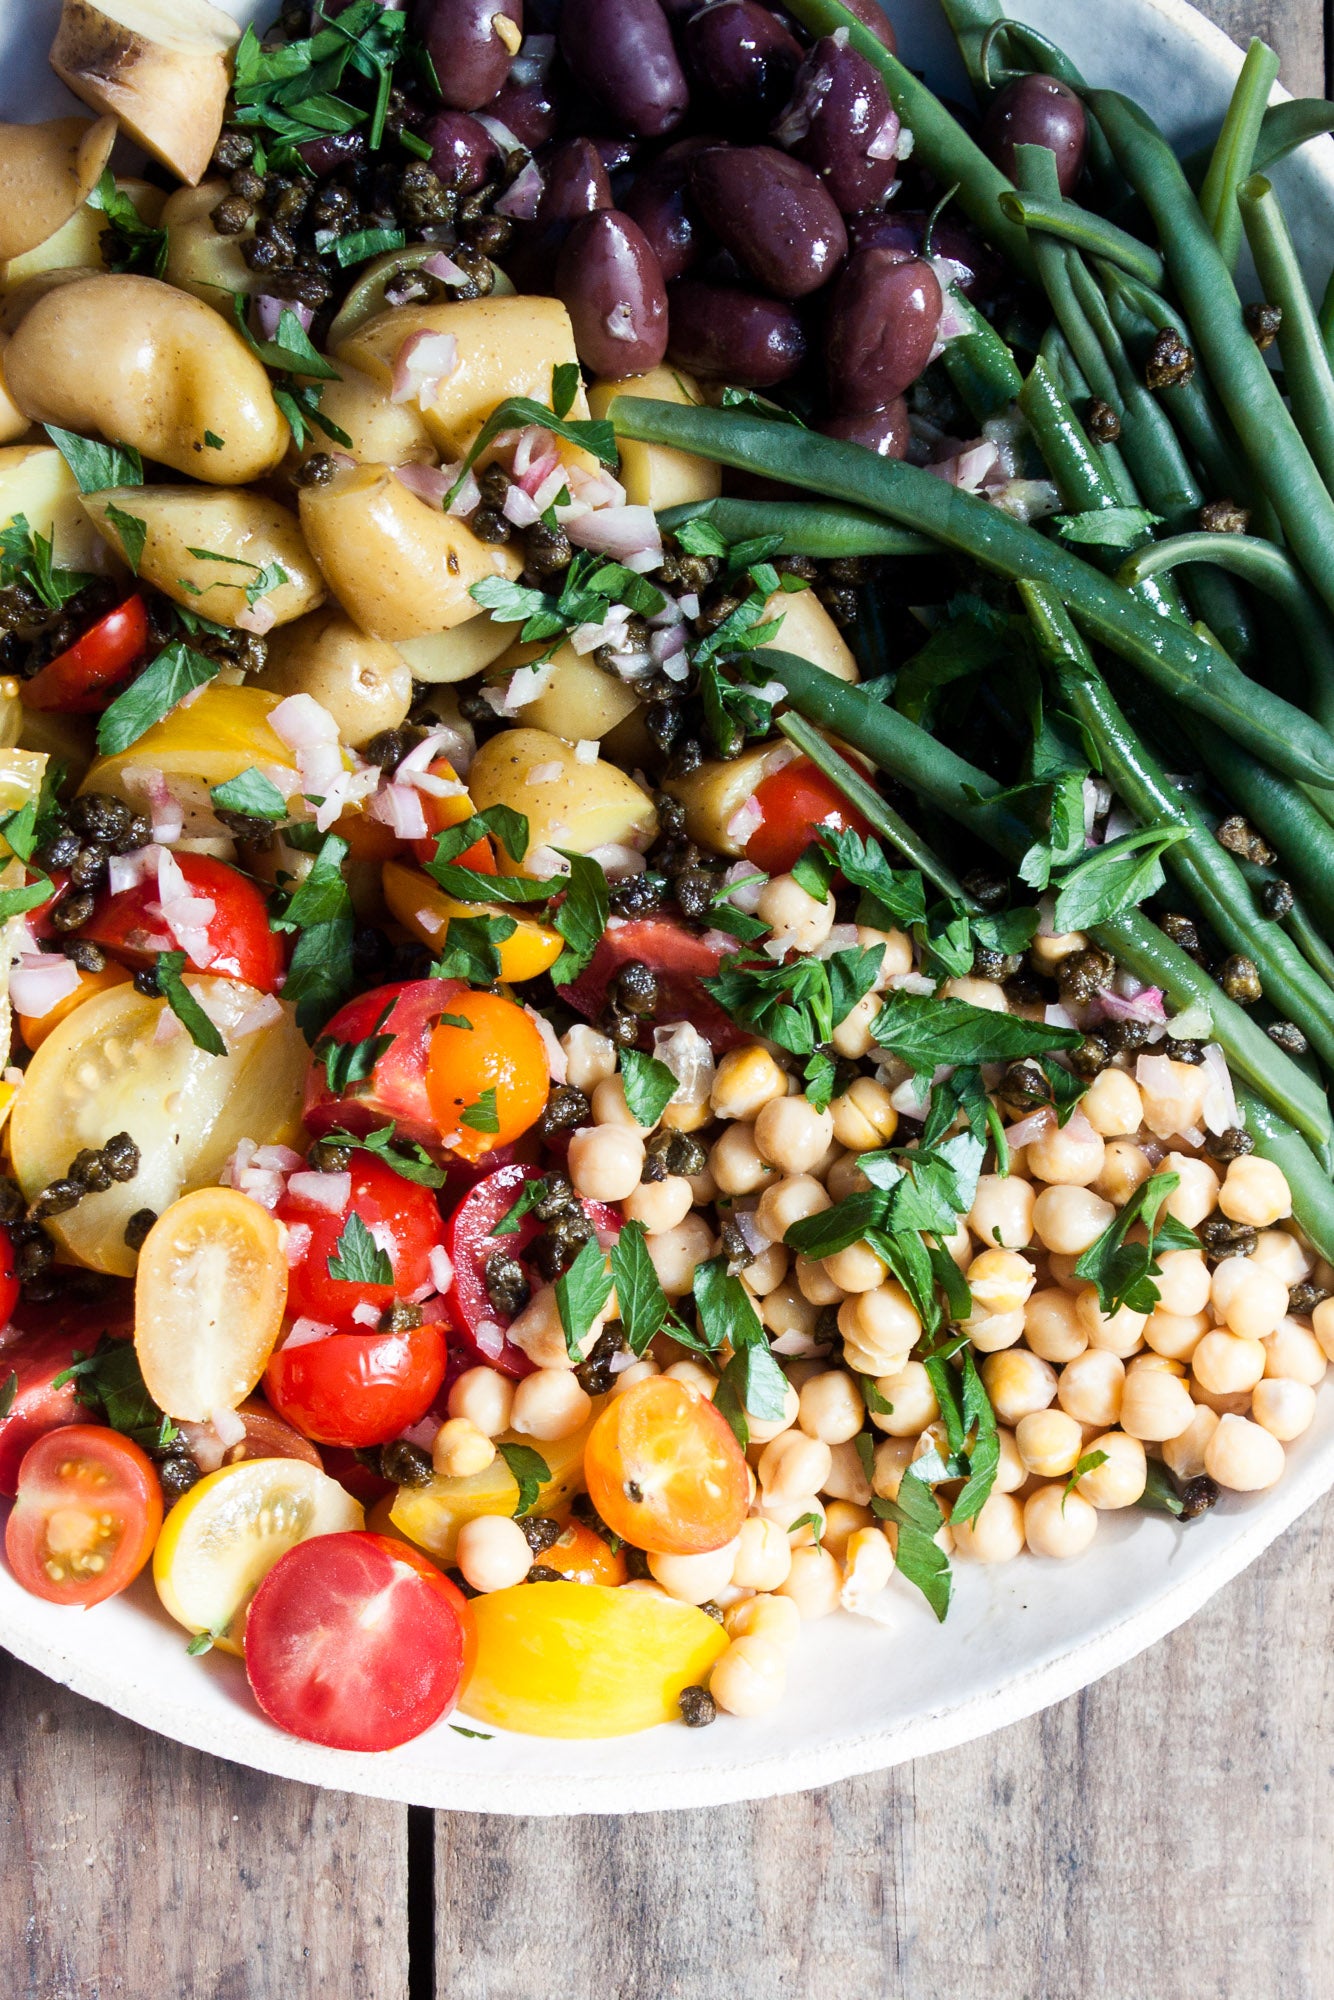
{"left": 1203, "top": 0, "right": 1327, "bottom": 93}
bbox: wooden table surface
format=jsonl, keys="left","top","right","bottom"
{"left": 5, "top": 6, "right": 1332, "bottom": 1996}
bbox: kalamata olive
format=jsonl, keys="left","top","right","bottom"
{"left": 775, "top": 36, "right": 899, "bottom": 216}
{"left": 622, "top": 138, "right": 713, "bottom": 281}
{"left": 556, "top": 209, "right": 669, "bottom": 377}
{"left": 838, "top": 0, "right": 897, "bottom": 50}
{"left": 490, "top": 74, "right": 561, "bottom": 149}
{"left": 682, "top": 1, "right": 803, "bottom": 131}
{"left": 826, "top": 249, "right": 941, "bottom": 413}
{"left": 821, "top": 400, "right": 909, "bottom": 457}
{"left": 538, "top": 137, "right": 613, "bottom": 221}
{"left": 423, "top": 110, "right": 503, "bottom": 191}
{"left": 297, "top": 131, "right": 366, "bottom": 176}
{"left": 689, "top": 145, "right": 847, "bottom": 299}
{"left": 981, "top": 74, "right": 1087, "bottom": 196}
{"left": 667, "top": 279, "right": 806, "bottom": 385}
{"left": 849, "top": 208, "right": 1002, "bottom": 301}
{"left": 415, "top": 0, "right": 525, "bottom": 110}
{"left": 559, "top": 0, "right": 690, "bottom": 138}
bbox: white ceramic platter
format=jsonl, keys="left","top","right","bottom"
{"left": 2, "top": 0, "right": 1333, "bottom": 1816}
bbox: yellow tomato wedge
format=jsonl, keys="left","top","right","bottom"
{"left": 382, "top": 859, "right": 563, "bottom": 982}
{"left": 459, "top": 1582, "right": 729, "bottom": 1737}
{"left": 154, "top": 1458, "right": 363, "bottom": 1656}
{"left": 9, "top": 978, "right": 308, "bottom": 1275}
{"left": 389, "top": 1413, "right": 596, "bottom": 1563}
{"left": 134, "top": 1188, "right": 288, "bottom": 1422}
{"left": 79, "top": 684, "right": 301, "bottom": 834}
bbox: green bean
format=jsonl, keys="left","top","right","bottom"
{"left": 1320, "top": 266, "right": 1334, "bottom": 368}
{"left": 939, "top": 289, "right": 1025, "bottom": 422}
{"left": 996, "top": 188, "right": 1164, "bottom": 288}
{"left": 1198, "top": 38, "right": 1281, "bottom": 270}
{"left": 937, "top": 0, "right": 1013, "bottom": 93}
{"left": 775, "top": 712, "right": 977, "bottom": 905}
{"left": 1015, "top": 147, "right": 1122, "bottom": 403}
{"left": 1180, "top": 711, "right": 1334, "bottom": 936}
{"left": 612, "top": 397, "right": 1334, "bottom": 786}
{"left": 1234, "top": 1089, "right": 1334, "bottom": 1253}
{"left": 1038, "top": 327, "right": 1140, "bottom": 507}
{"left": 655, "top": 497, "right": 934, "bottom": 561}
{"left": 781, "top": 0, "right": 1038, "bottom": 279}
{"left": 1239, "top": 174, "right": 1334, "bottom": 495}
{"left": 751, "top": 642, "right": 1333, "bottom": 1155}
{"left": 1091, "top": 87, "right": 1334, "bottom": 625}
{"left": 1253, "top": 98, "right": 1334, "bottom": 175}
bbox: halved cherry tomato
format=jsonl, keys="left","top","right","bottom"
{"left": 180, "top": 1399, "right": 323, "bottom": 1473}
{"left": 320, "top": 1443, "right": 395, "bottom": 1507}
{"left": 276, "top": 1151, "right": 445, "bottom": 1333}
{"left": 83, "top": 852, "right": 285, "bottom": 991}
{"left": 18, "top": 960, "right": 134, "bottom": 1050}
{"left": 0, "top": 1323, "right": 85, "bottom": 1497}
{"left": 743, "top": 757, "right": 875, "bottom": 876}
{"left": 5, "top": 1425, "right": 162, "bottom": 1606}
{"left": 536, "top": 1519, "right": 628, "bottom": 1587}
{"left": 583, "top": 1376, "right": 750, "bottom": 1555}
{"left": 21, "top": 596, "right": 150, "bottom": 713}
{"left": 426, "top": 989, "right": 549, "bottom": 1163}
{"left": 558, "top": 917, "right": 747, "bottom": 1051}
{"left": 303, "top": 978, "right": 467, "bottom": 1147}
{"left": 264, "top": 1319, "right": 447, "bottom": 1448}
{"left": 442, "top": 1163, "right": 621, "bottom": 1378}
{"left": 134, "top": 1187, "right": 289, "bottom": 1423}
{"left": 244, "top": 1528, "right": 471, "bottom": 1749}
{"left": 0, "top": 1223, "right": 19, "bottom": 1332}
{"left": 409, "top": 758, "right": 498, "bottom": 873}
{"left": 368, "top": 1531, "right": 477, "bottom": 1687}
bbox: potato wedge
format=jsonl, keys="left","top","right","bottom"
{"left": 394, "top": 616, "right": 514, "bottom": 685}
{"left": 467, "top": 726, "right": 658, "bottom": 868}
{"left": 662, "top": 742, "right": 779, "bottom": 857}
{"left": 0, "top": 115, "right": 116, "bottom": 265}
{"left": 50, "top": 0, "right": 240, "bottom": 188}
{"left": 161, "top": 180, "right": 262, "bottom": 307}
{"left": 587, "top": 365, "right": 722, "bottom": 511}
{"left": 0, "top": 338, "right": 29, "bottom": 446}
{"left": 487, "top": 641, "right": 641, "bottom": 742}
{"left": 0, "top": 442, "right": 119, "bottom": 575}
{"left": 295, "top": 361, "right": 436, "bottom": 470}
{"left": 262, "top": 610, "right": 412, "bottom": 747}
{"left": 764, "top": 583, "right": 859, "bottom": 683}
{"left": 83, "top": 484, "right": 325, "bottom": 628}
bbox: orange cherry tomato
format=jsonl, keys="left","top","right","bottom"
{"left": 426, "top": 989, "right": 549, "bottom": 1163}
{"left": 536, "top": 1518, "right": 628, "bottom": 1586}
{"left": 583, "top": 1377, "right": 750, "bottom": 1556}
{"left": 5, "top": 1425, "right": 163, "bottom": 1607}
{"left": 411, "top": 759, "right": 498, "bottom": 873}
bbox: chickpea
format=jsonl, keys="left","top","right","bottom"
{"left": 723, "top": 1592, "right": 801, "bottom": 1650}
{"left": 966, "top": 1307, "right": 1026, "bottom": 1354}
{"left": 1075, "top": 1288, "right": 1146, "bottom": 1359}
{"left": 508, "top": 1284, "right": 597, "bottom": 1368}
{"left": 646, "top": 1214, "right": 715, "bottom": 1297}
{"left": 1191, "top": 1331, "right": 1266, "bottom": 1399}
{"left": 710, "top": 1045, "right": 787, "bottom": 1122}
{"left": 837, "top": 1283, "right": 921, "bottom": 1376}
{"left": 1161, "top": 1403, "right": 1219, "bottom": 1481}
{"left": 611, "top": 1359, "right": 660, "bottom": 1397}
{"left": 1143, "top": 1308, "right": 1208, "bottom": 1363}
{"left": 648, "top": 1540, "right": 740, "bottom": 1604}
{"left": 755, "top": 1174, "right": 830, "bottom": 1243}
{"left": 819, "top": 1240, "right": 886, "bottom": 1296}
{"left": 567, "top": 1124, "right": 645, "bottom": 1203}
{"left": 1024, "top": 1482, "right": 1098, "bottom": 1558}
{"left": 825, "top": 1151, "right": 871, "bottom": 1203}
{"left": 510, "top": 1368, "right": 593, "bottom": 1441}
{"left": 941, "top": 1218, "right": 973, "bottom": 1273}
{"left": 1204, "top": 1412, "right": 1286, "bottom": 1491}
{"left": 447, "top": 1364, "right": 514, "bottom": 1438}
{"left": 794, "top": 1253, "right": 844, "bottom": 1306}
{"left": 1218, "top": 1156, "right": 1292, "bottom": 1228}
{"left": 967, "top": 1248, "right": 1037, "bottom": 1316}
{"left": 758, "top": 1429, "right": 833, "bottom": 1506}
{"left": 710, "top": 1122, "right": 778, "bottom": 1198}
{"left": 968, "top": 1173, "right": 1035, "bottom": 1250}
{"left": 823, "top": 1437, "right": 873, "bottom": 1505}
{"left": 1139, "top": 1059, "right": 1210, "bottom": 1138}
{"left": 742, "top": 1241, "right": 789, "bottom": 1297}
{"left": 762, "top": 1493, "right": 826, "bottom": 1545}
{"left": 1057, "top": 1349, "right": 1125, "bottom": 1428}
{"left": 709, "top": 1634, "right": 788, "bottom": 1715}
{"left": 1154, "top": 1249, "right": 1211, "bottom": 1317}
{"left": 821, "top": 1501, "right": 874, "bottom": 1563}
{"left": 1072, "top": 1430, "right": 1146, "bottom": 1510}
{"left": 662, "top": 1359, "right": 718, "bottom": 1400}
{"left": 1251, "top": 1228, "right": 1312, "bottom": 1286}
{"left": 562, "top": 1024, "right": 616, "bottom": 1095}
{"left": 1190, "top": 1381, "right": 1253, "bottom": 1420}
{"left": 981, "top": 1348, "right": 1058, "bottom": 1425}
{"left": 1162, "top": 1153, "right": 1221, "bottom": 1229}
{"left": 1094, "top": 1139, "right": 1155, "bottom": 1206}
{"left": 759, "top": 1280, "right": 819, "bottom": 1347}
{"left": 1030, "top": 928, "right": 1087, "bottom": 969}
{"left": 1314, "top": 1296, "right": 1334, "bottom": 1364}
{"left": 432, "top": 1416, "right": 496, "bottom": 1478}
{"left": 797, "top": 1370, "right": 864, "bottom": 1445}
{"left": 1119, "top": 1363, "right": 1195, "bottom": 1442}
{"left": 828, "top": 1076, "right": 898, "bottom": 1155}
{"left": 1024, "top": 1288, "right": 1089, "bottom": 1364}
{"left": 856, "top": 924, "right": 913, "bottom": 983}
{"left": 942, "top": 976, "right": 1008, "bottom": 1012}
{"left": 588, "top": 1076, "right": 639, "bottom": 1131}
{"left": 869, "top": 1436, "right": 912, "bottom": 1503}
{"left": 1210, "top": 1257, "right": 1289, "bottom": 1340}
{"left": 952, "top": 1490, "right": 1025, "bottom": 1564}
{"left": 1081, "top": 1067, "right": 1144, "bottom": 1137}
{"left": 1015, "top": 1408, "right": 1083, "bottom": 1478}
{"left": 745, "top": 1379, "right": 800, "bottom": 1445}
{"left": 621, "top": 1175, "right": 694, "bottom": 1235}
{"left": 777, "top": 1543, "right": 843, "bottom": 1619}
{"left": 993, "top": 1427, "right": 1028, "bottom": 1494}
{"left": 1251, "top": 1376, "right": 1316, "bottom": 1442}
{"left": 867, "top": 1360, "right": 939, "bottom": 1438}
{"left": 1262, "top": 1319, "right": 1326, "bottom": 1387}
{"left": 839, "top": 1525, "right": 895, "bottom": 1612}
{"left": 1027, "top": 1120, "right": 1105, "bottom": 1188}
{"left": 754, "top": 1096, "right": 836, "bottom": 1177}
{"left": 756, "top": 872, "right": 836, "bottom": 953}
{"left": 1033, "top": 1185, "right": 1117, "bottom": 1255}
{"left": 730, "top": 1517, "right": 792, "bottom": 1593}
{"left": 831, "top": 991, "right": 880, "bottom": 1060}
{"left": 456, "top": 1515, "right": 533, "bottom": 1593}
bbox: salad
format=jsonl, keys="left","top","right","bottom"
{"left": 0, "top": 0, "right": 1332, "bottom": 1757}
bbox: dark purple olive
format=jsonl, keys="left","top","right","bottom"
{"left": 593, "top": 138, "right": 640, "bottom": 179}
{"left": 681, "top": 1, "right": 803, "bottom": 131}
{"left": 981, "top": 74, "right": 1087, "bottom": 196}
{"left": 826, "top": 249, "right": 942, "bottom": 413}
{"left": 556, "top": 209, "right": 669, "bottom": 377}
{"left": 622, "top": 137, "right": 713, "bottom": 281}
{"left": 667, "top": 279, "right": 805, "bottom": 385}
{"left": 538, "top": 137, "right": 613, "bottom": 221}
{"left": 490, "top": 57, "right": 561, "bottom": 149}
{"left": 689, "top": 145, "right": 847, "bottom": 300}
{"left": 849, "top": 208, "right": 1002, "bottom": 301}
{"left": 414, "top": 0, "right": 525, "bottom": 111}
{"left": 559, "top": 0, "right": 690, "bottom": 138}
{"left": 659, "top": 0, "right": 710, "bottom": 16}
{"left": 296, "top": 131, "right": 366, "bottom": 176}
{"left": 837, "top": 0, "right": 897, "bottom": 50}
{"left": 421, "top": 110, "right": 502, "bottom": 191}
{"left": 821, "top": 400, "right": 909, "bottom": 457}
{"left": 775, "top": 36, "right": 899, "bottom": 217}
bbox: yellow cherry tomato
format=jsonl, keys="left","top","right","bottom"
{"left": 389, "top": 1411, "right": 596, "bottom": 1562}
{"left": 79, "top": 684, "right": 301, "bottom": 828}
{"left": 426, "top": 988, "right": 549, "bottom": 1163}
{"left": 458, "top": 1582, "right": 729, "bottom": 1737}
{"left": 382, "top": 859, "right": 563, "bottom": 982}
{"left": 134, "top": 1187, "right": 289, "bottom": 1423}
{"left": 17, "top": 958, "right": 132, "bottom": 1050}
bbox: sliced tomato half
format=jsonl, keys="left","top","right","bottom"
{"left": 557, "top": 917, "right": 746, "bottom": 1050}
{"left": 5, "top": 1424, "right": 163, "bottom": 1606}
{"left": 303, "top": 978, "right": 467, "bottom": 1147}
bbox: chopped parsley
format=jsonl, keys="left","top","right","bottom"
{"left": 496, "top": 1442, "right": 550, "bottom": 1517}
{"left": 96, "top": 642, "right": 220, "bottom": 757}
{"left": 156, "top": 952, "right": 227, "bottom": 1056}
{"left": 554, "top": 1235, "right": 613, "bottom": 1361}
{"left": 1074, "top": 1169, "right": 1198, "bottom": 1317}
{"left": 326, "top": 1211, "right": 393, "bottom": 1286}
{"left": 53, "top": 1336, "right": 177, "bottom": 1451}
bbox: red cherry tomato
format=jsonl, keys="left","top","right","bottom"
{"left": 82, "top": 852, "right": 285, "bottom": 990}
{"left": 0, "top": 1224, "right": 18, "bottom": 1332}
{"left": 304, "top": 978, "right": 467, "bottom": 1147}
{"left": 21, "top": 596, "right": 150, "bottom": 712}
{"left": 5, "top": 1425, "right": 163, "bottom": 1606}
{"left": 744, "top": 757, "right": 876, "bottom": 876}
{"left": 557, "top": 917, "right": 747, "bottom": 1050}
{"left": 319, "top": 1443, "right": 396, "bottom": 1506}
{"left": 443, "top": 1163, "right": 620, "bottom": 1377}
{"left": 0, "top": 1322, "right": 85, "bottom": 1497}
{"left": 264, "top": 1319, "right": 448, "bottom": 1448}
{"left": 194, "top": 1399, "right": 324, "bottom": 1472}
{"left": 410, "top": 759, "right": 499, "bottom": 872}
{"left": 244, "top": 1530, "right": 471, "bottom": 1749}
{"left": 277, "top": 1152, "right": 445, "bottom": 1332}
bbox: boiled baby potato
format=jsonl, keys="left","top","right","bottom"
{"left": 161, "top": 180, "right": 261, "bottom": 306}
{"left": 663, "top": 741, "right": 776, "bottom": 858}
{"left": 765, "top": 583, "right": 858, "bottom": 683}
{"left": 0, "top": 115, "right": 116, "bottom": 265}
{"left": 51, "top": 0, "right": 240, "bottom": 188}
{"left": 467, "top": 726, "right": 658, "bottom": 869}
{"left": 262, "top": 609, "right": 412, "bottom": 747}
{"left": 298, "top": 460, "right": 522, "bottom": 642}
{"left": 488, "top": 641, "right": 641, "bottom": 742}
{"left": 587, "top": 365, "right": 722, "bottom": 511}
{"left": 0, "top": 340, "right": 29, "bottom": 445}
{"left": 4, "top": 275, "right": 288, "bottom": 484}
{"left": 0, "top": 267, "right": 98, "bottom": 337}
{"left": 0, "top": 443, "right": 118, "bottom": 574}
{"left": 83, "top": 485, "right": 325, "bottom": 628}
{"left": 325, "top": 245, "right": 515, "bottom": 350}
{"left": 395, "top": 616, "right": 514, "bottom": 685}
{"left": 295, "top": 361, "right": 436, "bottom": 469}
{"left": 335, "top": 294, "right": 590, "bottom": 461}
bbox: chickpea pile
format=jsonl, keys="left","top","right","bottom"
{"left": 439, "top": 902, "right": 1333, "bottom": 1723}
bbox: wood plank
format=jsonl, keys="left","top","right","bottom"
{"left": 1202, "top": 0, "right": 1326, "bottom": 93}
{"left": 0, "top": 1649, "right": 411, "bottom": 2000}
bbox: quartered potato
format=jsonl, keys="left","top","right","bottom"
{"left": 0, "top": 442, "right": 118, "bottom": 574}
{"left": 466, "top": 726, "right": 659, "bottom": 868}
{"left": 83, "top": 484, "right": 326, "bottom": 627}
{"left": 486, "top": 642, "right": 642, "bottom": 742}
{"left": 395, "top": 616, "right": 515, "bottom": 685}
{"left": 160, "top": 179, "right": 261, "bottom": 306}
{"left": 50, "top": 0, "right": 240, "bottom": 188}
{"left": 294, "top": 361, "right": 437, "bottom": 470}
{"left": 0, "top": 115, "right": 116, "bottom": 265}
{"left": 262, "top": 609, "right": 413, "bottom": 747}
{"left": 587, "top": 365, "right": 722, "bottom": 511}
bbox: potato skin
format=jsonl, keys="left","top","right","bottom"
{"left": 262, "top": 610, "right": 413, "bottom": 746}
{"left": 84, "top": 485, "right": 324, "bottom": 628}
{"left": 488, "top": 643, "right": 641, "bottom": 741}
{"left": 4, "top": 274, "right": 288, "bottom": 484}
{"left": 161, "top": 180, "right": 261, "bottom": 307}
{"left": 587, "top": 365, "right": 721, "bottom": 510}
{"left": 50, "top": 0, "right": 238, "bottom": 188}
{"left": 0, "top": 114, "right": 116, "bottom": 264}
{"left": 295, "top": 362, "right": 436, "bottom": 470}
{"left": 467, "top": 726, "right": 658, "bottom": 868}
